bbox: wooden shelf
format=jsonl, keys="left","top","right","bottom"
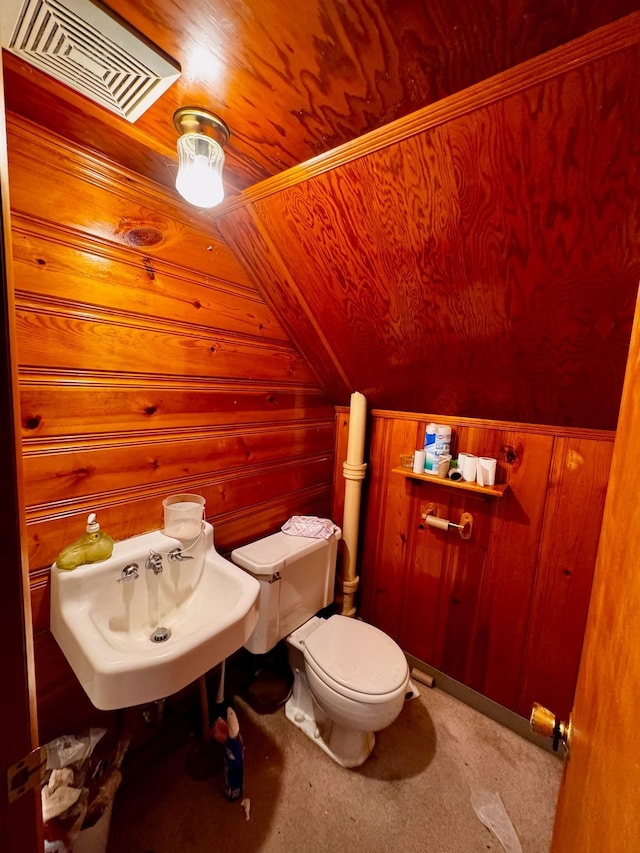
{"left": 392, "top": 466, "right": 509, "bottom": 498}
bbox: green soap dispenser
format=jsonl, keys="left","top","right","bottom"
{"left": 55, "top": 513, "right": 114, "bottom": 571}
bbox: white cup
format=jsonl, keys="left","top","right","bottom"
{"left": 458, "top": 452, "right": 477, "bottom": 482}
{"left": 162, "top": 493, "right": 205, "bottom": 539}
{"left": 413, "top": 450, "right": 426, "bottom": 474}
{"left": 477, "top": 456, "right": 497, "bottom": 487}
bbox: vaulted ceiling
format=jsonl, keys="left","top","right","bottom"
{"left": 3, "top": 0, "right": 638, "bottom": 197}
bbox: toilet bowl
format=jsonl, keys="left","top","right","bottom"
{"left": 285, "top": 614, "right": 410, "bottom": 767}
{"left": 230, "top": 527, "right": 410, "bottom": 767}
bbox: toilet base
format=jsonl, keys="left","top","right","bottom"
{"left": 284, "top": 667, "right": 375, "bottom": 768}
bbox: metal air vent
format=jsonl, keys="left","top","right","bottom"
{"left": 2, "top": 0, "right": 181, "bottom": 122}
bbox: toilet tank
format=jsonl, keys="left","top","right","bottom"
{"left": 231, "top": 528, "right": 341, "bottom": 655}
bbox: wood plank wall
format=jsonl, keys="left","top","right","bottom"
{"left": 6, "top": 118, "right": 335, "bottom": 741}
{"left": 332, "top": 408, "right": 614, "bottom": 722}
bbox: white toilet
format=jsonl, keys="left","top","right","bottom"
{"left": 231, "top": 527, "right": 410, "bottom": 767}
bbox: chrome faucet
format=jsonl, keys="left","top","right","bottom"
{"left": 168, "top": 547, "right": 194, "bottom": 562}
{"left": 117, "top": 563, "right": 139, "bottom": 583}
{"left": 145, "top": 551, "right": 164, "bottom": 574}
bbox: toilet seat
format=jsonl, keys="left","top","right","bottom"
{"left": 303, "top": 615, "right": 409, "bottom": 704}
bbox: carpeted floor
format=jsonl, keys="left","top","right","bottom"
{"left": 106, "top": 680, "right": 562, "bottom": 853}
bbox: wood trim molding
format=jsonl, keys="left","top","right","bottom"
{"left": 357, "top": 408, "right": 617, "bottom": 442}
{"left": 18, "top": 369, "right": 326, "bottom": 395}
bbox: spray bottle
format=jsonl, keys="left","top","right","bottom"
{"left": 223, "top": 707, "right": 244, "bottom": 801}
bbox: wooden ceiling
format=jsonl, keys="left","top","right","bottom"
{"left": 3, "top": 0, "right": 638, "bottom": 198}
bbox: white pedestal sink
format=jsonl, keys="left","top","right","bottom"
{"left": 50, "top": 522, "right": 260, "bottom": 710}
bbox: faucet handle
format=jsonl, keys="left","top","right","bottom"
{"left": 145, "top": 551, "right": 164, "bottom": 574}
{"left": 168, "top": 547, "right": 193, "bottom": 562}
{"left": 118, "top": 563, "right": 139, "bottom": 583}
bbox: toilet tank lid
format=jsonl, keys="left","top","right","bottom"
{"left": 231, "top": 530, "right": 338, "bottom": 576}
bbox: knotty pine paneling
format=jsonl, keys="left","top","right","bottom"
{"left": 7, "top": 121, "right": 335, "bottom": 735}
{"left": 6, "top": 115, "right": 242, "bottom": 276}
{"left": 434, "top": 486, "right": 493, "bottom": 685}
{"left": 219, "top": 29, "right": 640, "bottom": 430}
{"left": 20, "top": 383, "right": 333, "bottom": 439}
{"left": 338, "top": 409, "right": 614, "bottom": 721}
{"left": 15, "top": 306, "right": 314, "bottom": 383}
{"left": 11, "top": 217, "right": 290, "bottom": 344}
{"left": 516, "top": 436, "right": 614, "bottom": 719}
{"left": 23, "top": 423, "right": 334, "bottom": 510}
{"left": 359, "top": 416, "right": 422, "bottom": 639}
{"left": 470, "top": 430, "right": 554, "bottom": 709}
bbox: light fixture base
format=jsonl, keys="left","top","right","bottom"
{"left": 173, "top": 108, "right": 230, "bottom": 147}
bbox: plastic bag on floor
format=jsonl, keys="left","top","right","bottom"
{"left": 471, "top": 788, "right": 523, "bottom": 853}
{"left": 42, "top": 728, "right": 129, "bottom": 853}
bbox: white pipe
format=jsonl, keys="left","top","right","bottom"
{"left": 341, "top": 391, "right": 367, "bottom": 617}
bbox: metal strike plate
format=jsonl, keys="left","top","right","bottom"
{"left": 7, "top": 745, "right": 46, "bottom": 803}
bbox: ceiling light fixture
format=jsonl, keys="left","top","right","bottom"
{"left": 173, "top": 107, "right": 230, "bottom": 208}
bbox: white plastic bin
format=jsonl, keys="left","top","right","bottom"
{"left": 73, "top": 802, "right": 113, "bottom": 853}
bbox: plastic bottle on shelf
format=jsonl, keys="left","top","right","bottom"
{"left": 434, "top": 424, "right": 452, "bottom": 455}
{"left": 424, "top": 422, "right": 436, "bottom": 452}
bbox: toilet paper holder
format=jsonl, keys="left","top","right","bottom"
{"left": 421, "top": 505, "right": 473, "bottom": 540}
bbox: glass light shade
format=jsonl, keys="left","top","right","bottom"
{"left": 175, "top": 133, "right": 225, "bottom": 208}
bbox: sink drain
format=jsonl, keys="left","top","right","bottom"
{"left": 151, "top": 626, "right": 171, "bottom": 643}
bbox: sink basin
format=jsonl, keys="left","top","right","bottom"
{"left": 50, "top": 522, "right": 260, "bottom": 710}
